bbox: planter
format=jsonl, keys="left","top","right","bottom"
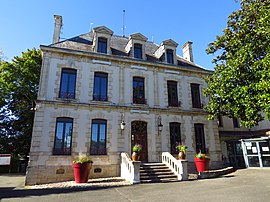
{"left": 178, "top": 151, "right": 186, "bottom": 160}
{"left": 132, "top": 152, "right": 140, "bottom": 161}
{"left": 194, "top": 158, "right": 210, "bottom": 172}
{"left": 72, "top": 162, "right": 92, "bottom": 183}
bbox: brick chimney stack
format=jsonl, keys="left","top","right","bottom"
{"left": 182, "top": 41, "right": 194, "bottom": 63}
{"left": 53, "top": 15, "right": 62, "bottom": 44}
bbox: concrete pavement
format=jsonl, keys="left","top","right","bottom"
{"left": 1, "top": 169, "right": 270, "bottom": 202}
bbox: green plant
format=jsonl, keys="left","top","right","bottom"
{"left": 73, "top": 152, "right": 93, "bottom": 164}
{"left": 195, "top": 152, "right": 209, "bottom": 159}
{"left": 176, "top": 145, "right": 188, "bottom": 153}
{"left": 132, "top": 144, "right": 142, "bottom": 152}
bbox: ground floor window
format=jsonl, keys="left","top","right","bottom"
{"left": 90, "top": 119, "right": 107, "bottom": 155}
{"left": 53, "top": 117, "right": 73, "bottom": 155}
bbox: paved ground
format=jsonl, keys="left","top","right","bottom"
{"left": 1, "top": 169, "right": 270, "bottom": 202}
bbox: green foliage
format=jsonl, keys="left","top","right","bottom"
{"left": 204, "top": 0, "right": 270, "bottom": 128}
{"left": 194, "top": 153, "right": 209, "bottom": 159}
{"left": 132, "top": 144, "right": 142, "bottom": 152}
{"left": 0, "top": 49, "right": 42, "bottom": 156}
{"left": 73, "top": 153, "right": 93, "bottom": 164}
{"left": 176, "top": 145, "right": 188, "bottom": 153}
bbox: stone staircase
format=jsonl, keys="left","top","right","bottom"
{"left": 140, "top": 163, "right": 178, "bottom": 183}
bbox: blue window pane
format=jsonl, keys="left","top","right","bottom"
{"left": 59, "top": 69, "right": 76, "bottom": 99}
{"left": 54, "top": 118, "right": 73, "bottom": 155}
{"left": 93, "top": 73, "right": 108, "bottom": 101}
{"left": 90, "top": 120, "right": 107, "bottom": 155}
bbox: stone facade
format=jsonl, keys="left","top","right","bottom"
{"left": 25, "top": 18, "right": 222, "bottom": 185}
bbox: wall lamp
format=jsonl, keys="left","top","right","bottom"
{"left": 120, "top": 113, "right": 125, "bottom": 130}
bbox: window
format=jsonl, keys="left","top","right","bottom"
{"left": 170, "top": 123, "right": 181, "bottom": 154}
{"left": 93, "top": 72, "right": 108, "bottom": 101}
{"left": 191, "top": 83, "right": 202, "bottom": 108}
{"left": 218, "top": 115, "right": 223, "bottom": 127}
{"left": 53, "top": 117, "right": 73, "bottom": 155}
{"left": 233, "top": 118, "right": 240, "bottom": 128}
{"left": 59, "top": 69, "right": 76, "bottom": 99}
{"left": 167, "top": 81, "right": 179, "bottom": 107}
{"left": 133, "top": 77, "right": 146, "bottom": 104}
{"left": 134, "top": 43, "right": 142, "bottom": 59}
{"left": 97, "top": 37, "right": 107, "bottom": 53}
{"left": 194, "top": 124, "right": 206, "bottom": 153}
{"left": 166, "top": 49, "right": 174, "bottom": 64}
{"left": 90, "top": 119, "right": 107, "bottom": 155}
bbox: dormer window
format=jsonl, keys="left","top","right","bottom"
{"left": 97, "top": 37, "right": 107, "bottom": 53}
{"left": 166, "top": 49, "right": 174, "bottom": 64}
{"left": 134, "top": 43, "right": 142, "bottom": 59}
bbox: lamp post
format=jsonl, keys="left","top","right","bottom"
{"left": 158, "top": 116, "right": 163, "bottom": 133}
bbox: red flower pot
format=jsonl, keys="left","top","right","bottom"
{"left": 72, "top": 162, "right": 92, "bottom": 183}
{"left": 194, "top": 158, "right": 210, "bottom": 172}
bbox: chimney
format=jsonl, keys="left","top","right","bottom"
{"left": 53, "top": 15, "right": 62, "bottom": 44}
{"left": 182, "top": 41, "right": 194, "bottom": 63}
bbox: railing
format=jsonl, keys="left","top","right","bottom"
{"left": 120, "top": 152, "right": 141, "bottom": 184}
{"left": 162, "top": 152, "right": 188, "bottom": 181}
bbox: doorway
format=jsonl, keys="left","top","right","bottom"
{"left": 131, "top": 121, "right": 148, "bottom": 162}
{"left": 241, "top": 137, "right": 270, "bottom": 167}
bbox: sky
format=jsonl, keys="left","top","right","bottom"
{"left": 0, "top": 0, "right": 240, "bottom": 70}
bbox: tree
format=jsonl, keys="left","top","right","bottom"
{"left": 0, "top": 49, "right": 42, "bottom": 156}
{"left": 204, "top": 0, "right": 270, "bottom": 128}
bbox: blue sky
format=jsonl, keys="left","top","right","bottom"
{"left": 0, "top": 0, "right": 240, "bottom": 70}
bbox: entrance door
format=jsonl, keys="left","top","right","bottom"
{"left": 242, "top": 139, "right": 270, "bottom": 167}
{"left": 131, "top": 121, "right": 148, "bottom": 162}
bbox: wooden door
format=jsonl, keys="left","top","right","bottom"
{"left": 131, "top": 121, "right": 148, "bottom": 162}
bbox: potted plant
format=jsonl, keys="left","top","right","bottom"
{"left": 132, "top": 144, "right": 142, "bottom": 161}
{"left": 194, "top": 152, "right": 210, "bottom": 173}
{"left": 176, "top": 144, "right": 188, "bottom": 160}
{"left": 72, "top": 153, "right": 93, "bottom": 183}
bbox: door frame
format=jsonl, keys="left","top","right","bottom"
{"left": 131, "top": 121, "right": 148, "bottom": 162}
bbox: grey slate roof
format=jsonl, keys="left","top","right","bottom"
{"left": 50, "top": 31, "right": 208, "bottom": 71}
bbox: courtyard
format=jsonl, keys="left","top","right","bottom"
{"left": 1, "top": 168, "right": 270, "bottom": 202}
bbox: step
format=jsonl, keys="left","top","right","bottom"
{"left": 140, "top": 171, "right": 174, "bottom": 176}
{"left": 141, "top": 163, "right": 166, "bottom": 166}
{"left": 140, "top": 174, "right": 178, "bottom": 180}
{"left": 140, "top": 178, "right": 179, "bottom": 183}
{"left": 140, "top": 168, "right": 171, "bottom": 172}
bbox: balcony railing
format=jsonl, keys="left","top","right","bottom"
{"left": 168, "top": 100, "right": 181, "bottom": 107}
{"left": 133, "top": 97, "right": 147, "bottom": 104}
{"left": 90, "top": 148, "right": 107, "bottom": 155}
{"left": 93, "top": 95, "right": 108, "bottom": 102}
{"left": 53, "top": 148, "right": 71, "bottom": 155}
{"left": 59, "top": 91, "right": 75, "bottom": 99}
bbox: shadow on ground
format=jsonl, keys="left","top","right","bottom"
{"left": 0, "top": 185, "right": 128, "bottom": 199}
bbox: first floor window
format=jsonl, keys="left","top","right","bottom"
{"left": 53, "top": 117, "right": 73, "bottom": 155}
{"left": 133, "top": 77, "right": 146, "bottom": 104}
{"left": 90, "top": 119, "right": 107, "bottom": 155}
{"left": 191, "top": 83, "right": 202, "bottom": 108}
{"left": 167, "top": 80, "right": 179, "bottom": 107}
{"left": 194, "top": 123, "right": 206, "bottom": 153}
{"left": 93, "top": 72, "right": 108, "bottom": 101}
{"left": 170, "top": 122, "right": 181, "bottom": 154}
{"left": 59, "top": 68, "right": 76, "bottom": 99}
{"left": 233, "top": 118, "right": 240, "bottom": 128}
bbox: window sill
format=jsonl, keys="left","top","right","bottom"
{"left": 90, "top": 100, "right": 111, "bottom": 105}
